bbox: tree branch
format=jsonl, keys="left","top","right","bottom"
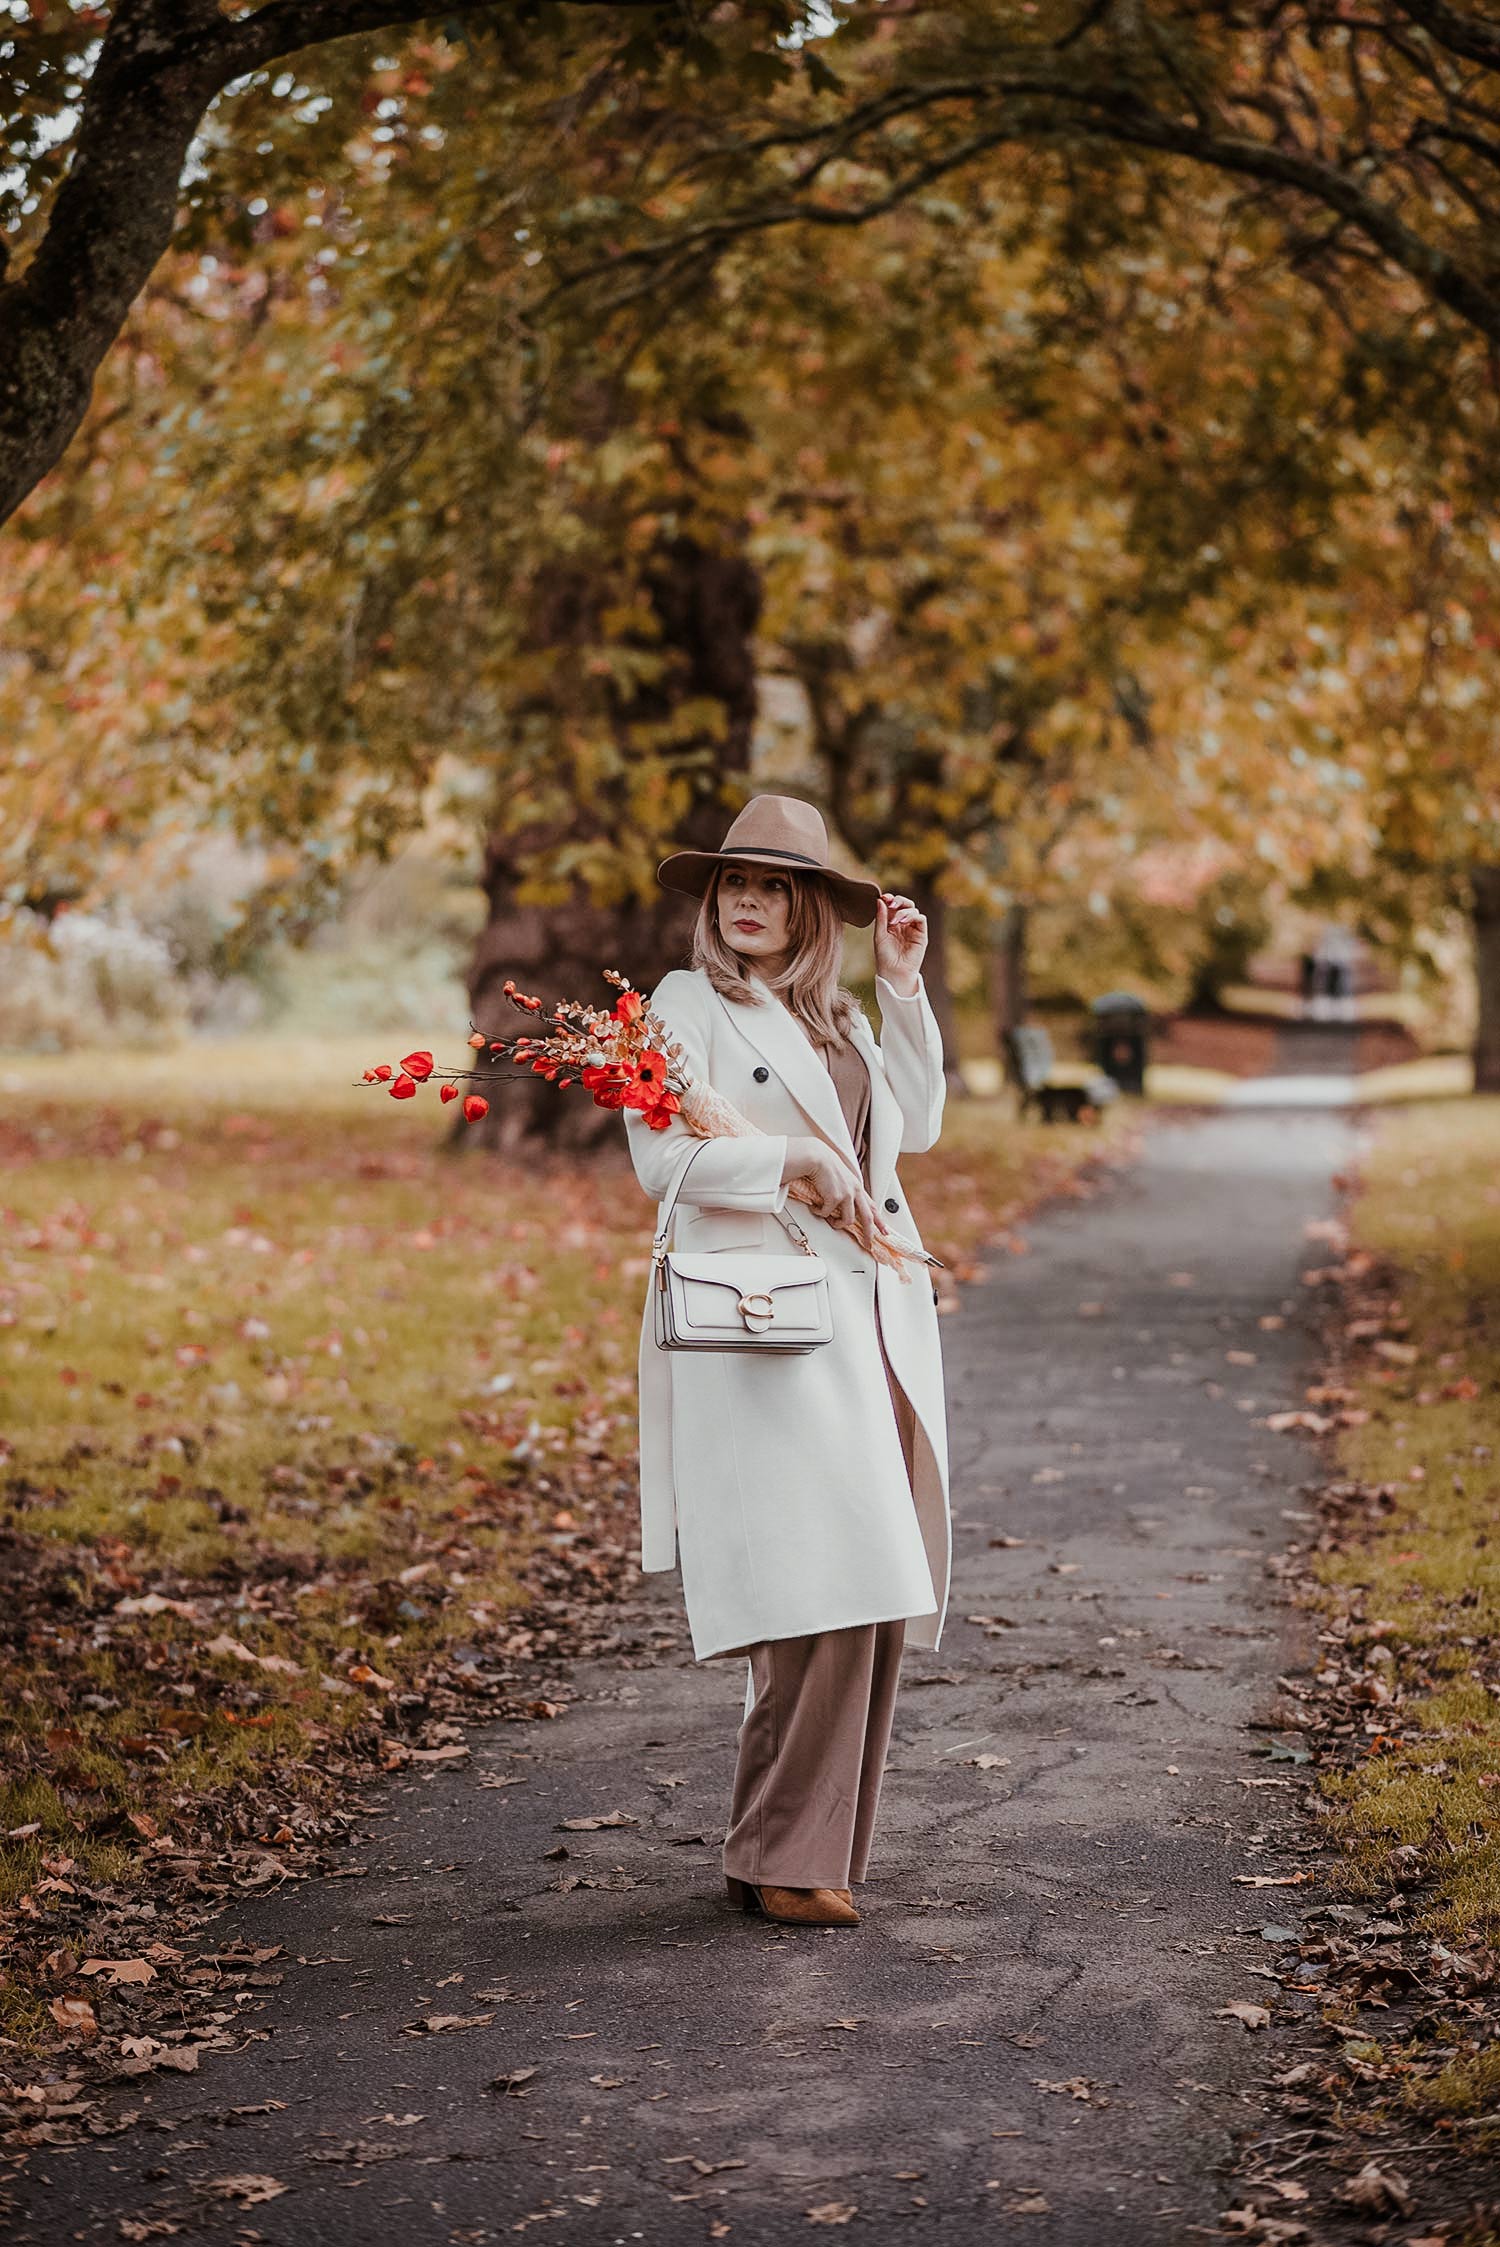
{"left": 558, "top": 60, "right": 1500, "bottom": 348}
{"left": 1396, "top": 0, "right": 1500, "bottom": 73}
{"left": 0, "top": 0, "right": 661, "bottom": 523}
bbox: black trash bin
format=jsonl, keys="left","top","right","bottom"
{"left": 1090, "top": 992, "right": 1150, "bottom": 1095}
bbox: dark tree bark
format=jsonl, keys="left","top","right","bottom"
{"left": 462, "top": 533, "right": 762, "bottom": 1149}
{"left": 0, "top": 0, "right": 655, "bottom": 522}
{"left": 1472, "top": 865, "right": 1500, "bottom": 1094}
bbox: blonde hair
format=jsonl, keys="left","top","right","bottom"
{"left": 692, "top": 867, "right": 858, "bottom": 1047}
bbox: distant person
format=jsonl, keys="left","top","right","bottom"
{"left": 1298, "top": 951, "right": 1317, "bottom": 1008}
{"left": 1315, "top": 924, "right": 1359, "bottom": 1020}
{"left": 625, "top": 797, "right": 951, "bottom": 1931}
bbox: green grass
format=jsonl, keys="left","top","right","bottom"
{"left": 1311, "top": 1098, "right": 1500, "bottom": 2120}
{"left": 0, "top": 1036, "right": 1125, "bottom": 2009}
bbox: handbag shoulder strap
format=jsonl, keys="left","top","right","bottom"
{"left": 651, "top": 1138, "right": 814, "bottom": 1262}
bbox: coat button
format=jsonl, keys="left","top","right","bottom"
{"left": 753, "top": 1066, "right": 769, "bottom": 1083}
{"left": 884, "top": 1196, "right": 899, "bottom": 1213}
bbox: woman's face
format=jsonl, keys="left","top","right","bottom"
{"left": 716, "top": 864, "right": 793, "bottom": 971}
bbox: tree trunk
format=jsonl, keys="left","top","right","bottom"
{"left": 989, "top": 903, "right": 1029, "bottom": 1080}
{"left": 1473, "top": 865, "right": 1500, "bottom": 1094}
{"left": 906, "top": 874, "right": 964, "bottom": 1088}
{"left": 462, "top": 533, "right": 762, "bottom": 1149}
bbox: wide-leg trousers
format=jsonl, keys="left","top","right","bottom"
{"left": 721, "top": 1346, "right": 918, "bottom": 1890}
{"left": 721, "top": 1618, "right": 906, "bottom": 1888}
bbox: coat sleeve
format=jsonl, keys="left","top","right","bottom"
{"left": 873, "top": 975, "right": 947, "bottom": 1154}
{"left": 623, "top": 971, "right": 790, "bottom": 1215}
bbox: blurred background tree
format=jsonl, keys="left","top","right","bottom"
{"left": 3, "top": 1, "right": 1497, "bottom": 1098}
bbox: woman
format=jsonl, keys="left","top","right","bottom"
{"left": 624, "top": 794, "right": 951, "bottom": 1930}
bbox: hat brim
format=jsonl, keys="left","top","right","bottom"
{"left": 656, "top": 848, "right": 881, "bottom": 929}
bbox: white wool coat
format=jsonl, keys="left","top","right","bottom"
{"left": 624, "top": 967, "right": 951, "bottom": 1662}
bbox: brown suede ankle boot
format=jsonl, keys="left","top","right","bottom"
{"left": 725, "top": 1878, "right": 860, "bottom": 1928}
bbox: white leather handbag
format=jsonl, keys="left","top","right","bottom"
{"left": 652, "top": 1142, "right": 834, "bottom": 1355}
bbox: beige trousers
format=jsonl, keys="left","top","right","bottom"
{"left": 721, "top": 1336, "right": 918, "bottom": 1890}
{"left": 722, "top": 1618, "right": 906, "bottom": 1888}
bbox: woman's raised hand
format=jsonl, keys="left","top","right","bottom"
{"left": 872, "top": 893, "right": 928, "bottom": 996}
{"left": 783, "top": 1136, "right": 890, "bottom": 1247}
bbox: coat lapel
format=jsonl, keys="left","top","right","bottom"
{"left": 720, "top": 979, "right": 859, "bottom": 1164}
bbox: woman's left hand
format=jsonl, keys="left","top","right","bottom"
{"left": 873, "top": 893, "right": 928, "bottom": 997}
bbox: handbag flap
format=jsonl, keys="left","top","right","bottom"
{"left": 663, "top": 1252, "right": 827, "bottom": 1295}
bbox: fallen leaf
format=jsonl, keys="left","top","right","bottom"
{"left": 203, "top": 1634, "right": 300, "bottom": 1675}
{"left": 308, "top": 2141, "right": 403, "bottom": 2166}
{"left": 1007, "top": 2194, "right": 1051, "bottom": 2215}
{"left": 1338, "top": 2161, "right": 1411, "bottom": 2216}
{"left": 1217, "top": 2000, "right": 1271, "bottom": 2030}
{"left": 489, "top": 2067, "right": 538, "bottom": 2095}
{"left": 1232, "top": 1872, "right": 1314, "bottom": 1887}
{"left": 588, "top": 2074, "right": 624, "bottom": 2089}
{"left": 48, "top": 1996, "right": 98, "bottom": 2040}
{"left": 81, "top": 1957, "right": 156, "bottom": 1986}
{"left": 404, "top": 2013, "right": 494, "bottom": 2036}
{"left": 806, "top": 2206, "right": 857, "bottom": 2227}
{"left": 558, "top": 1810, "right": 638, "bottom": 1831}
{"left": 208, "top": 2175, "right": 287, "bottom": 2206}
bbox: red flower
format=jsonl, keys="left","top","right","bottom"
{"left": 389, "top": 1073, "right": 417, "bottom": 1100}
{"left": 621, "top": 1051, "right": 679, "bottom": 1131}
{"left": 581, "top": 1061, "right": 631, "bottom": 1111}
{"left": 624, "top": 1050, "right": 670, "bottom": 1101}
{"left": 613, "top": 988, "right": 644, "bottom": 1025}
{"left": 439, "top": 1082, "right": 460, "bottom": 1104}
{"left": 462, "top": 1095, "right": 489, "bottom": 1123}
{"left": 401, "top": 1050, "right": 434, "bottom": 1082}
{"left": 371, "top": 1063, "right": 394, "bottom": 1082}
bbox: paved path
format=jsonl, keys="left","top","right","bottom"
{"left": 15, "top": 1113, "right": 1355, "bottom": 2247}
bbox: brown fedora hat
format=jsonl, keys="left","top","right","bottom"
{"left": 657, "top": 795, "right": 882, "bottom": 928}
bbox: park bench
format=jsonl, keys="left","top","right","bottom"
{"left": 1005, "top": 1024, "right": 1120, "bottom": 1123}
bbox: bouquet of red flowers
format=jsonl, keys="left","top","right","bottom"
{"left": 362, "top": 971, "right": 924, "bottom": 1272}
